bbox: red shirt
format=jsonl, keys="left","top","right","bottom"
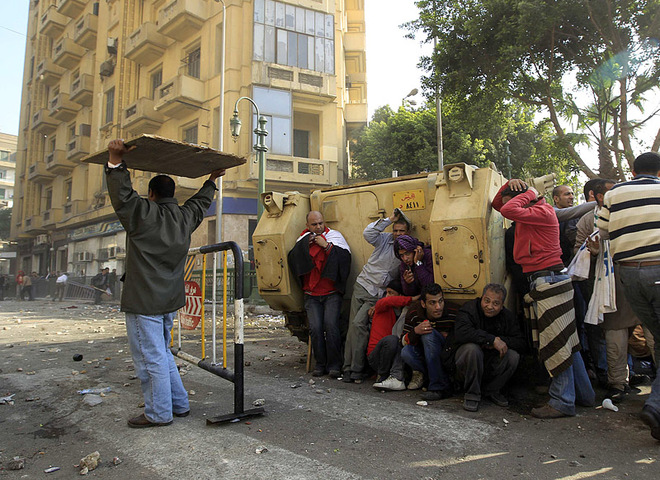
{"left": 301, "top": 228, "right": 336, "bottom": 296}
{"left": 367, "top": 296, "right": 413, "bottom": 355}
{"left": 492, "top": 182, "right": 563, "bottom": 273}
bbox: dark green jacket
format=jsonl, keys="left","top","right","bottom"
{"left": 106, "top": 163, "right": 216, "bottom": 314}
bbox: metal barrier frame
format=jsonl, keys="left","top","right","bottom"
{"left": 171, "top": 241, "right": 264, "bottom": 424}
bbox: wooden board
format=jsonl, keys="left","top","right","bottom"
{"left": 82, "top": 134, "right": 246, "bottom": 178}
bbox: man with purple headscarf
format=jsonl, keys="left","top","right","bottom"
{"left": 395, "top": 235, "right": 435, "bottom": 297}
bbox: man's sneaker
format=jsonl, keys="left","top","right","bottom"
{"left": 372, "top": 376, "right": 406, "bottom": 391}
{"left": 421, "top": 389, "right": 452, "bottom": 401}
{"left": 640, "top": 405, "right": 660, "bottom": 441}
{"left": 463, "top": 399, "right": 479, "bottom": 412}
{"left": 312, "top": 368, "right": 325, "bottom": 377}
{"left": 630, "top": 374, "right": 651, "bottom": 387}
{"left": 531, "top": 404, "right": 567, "bottom": 419}
{"left": 328, "top": 370, "right": 341, "bottom": 379}
{"left": 486, "top": 392, "right": 509, "bottom": 407}
{"left": 607, "top": 385, "right": 629, "bottom": 403}
{"left": 407, "top": 371, "right": 424, "bottom": 390}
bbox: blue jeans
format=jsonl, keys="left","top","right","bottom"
{"left": 305, "top": 293, "right": 343, "bottom": 373}
{"left": 548, "top": 351, "right": 595, "bottom": 416}
{"left": 401, "top": 329, "right": 450, "bottom": 392}
{"left": 125, "top": 312, "right": 189, "bottom": 423}
{"left": 619, "top": 264, "right": 660, "bottom": 413}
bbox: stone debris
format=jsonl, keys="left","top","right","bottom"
{"left": 82, "top": 394, "right": 103, "bottom": 407}
{"left": 25, "top": 396, "right": 40, "bottom": 402}
{"left": 7, "top": 456, "right": 25, "bottom": 470}
{"left": 1, "top": 394, "right": 15, "bottom": 405}
{"left": 79, "top": 451, "right": 100, "bottom": 475}
{"left": 44, "top": 466, "right": 61, "bottom": 473}
{"left": 112, "top": 457, "right": 122, "bottom": 465}
{"left": 416, "top": 401, "right": 428, "bottom": 407}
{"left": 253, "top": 398, "right": 266, "bottom": 407}
{"left": 255, "top": 446, "right": 268, "bottom": 454}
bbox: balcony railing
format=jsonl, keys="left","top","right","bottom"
{"left": 36, "top": 59, "right": 66, "bottom": 86}
{"left": 66, "top": 136, "right": 90, "bottom": 161}
{"left": 125, "top": 22, "right": 169, "bottom": 65}
{"left": 53, "top": 37, "right": 85, "bottom": 69}
{"left": 57, "top": 0, "right": 86, "bottom": 18}
{"left": 32, "top": 109, "right": 59, "bottom": 134}
{"left": 70, "top": 73, "right": 94, "bottom": 106}
{"left": 122, "top": 97, "right": 165, "bottom": 133}
{"left": 40, "top": 8, "right": 68, "bottom": 38}
{"left": 49, "top": 93, "right": 80, "bottom": 122}
{"left": 74, "top": 13, "right": 98, "bottom": 49}
{"left": 155, "top": 74, "right": 205, "bottom": 118}
{"left": 45, "top": 149, "right": 76, "bottom": 175}
{"left": 28, "top": 162, "right": 56, "bottom": 184}
{"left": 157, "top": 0, "right": 207, "bottom": 41}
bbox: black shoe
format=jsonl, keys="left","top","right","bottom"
{"left": 630, "top": 374, "right": 651, "bottom": 387}
{"left": 312, "top": 368, "right": 325, "bottom": 377}
{"left": 607, "top": 386, "right": 629, "bottom": 403}
{"left": 421, "top": 389, "right": 452, "bottom": 401}
{"left": 640, "top": 405, "right": 660, "bottom": 441}
{"left": 486, "top": 392, "right": 509, "bottom": 407}
{"left": 174, "top": 410, "right": 190, "bottom": 417}
{"left": 127, "top": 413, "right": 172, "bottom": 428}
{"left": 328, "top": 370, "right": 341, "bottom": 379}
{"left": 463, "top": 399, "right": 479, "bottom": 412}
{"left": 341, "top": 375, "right": 354, "bottom": 383}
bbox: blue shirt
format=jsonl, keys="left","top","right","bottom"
{"left": 355, "top": 218, "right": 400, "bottom": 297}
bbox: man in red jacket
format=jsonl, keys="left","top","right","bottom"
{"left": 493, "top": 179, "right": 594, "bottom": 419}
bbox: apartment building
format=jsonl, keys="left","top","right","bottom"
{"left": 11, "top": 0, "right": 367, "bottom": 277}
{"left": 0, "top": 133, "right": 17, "bottom": 209}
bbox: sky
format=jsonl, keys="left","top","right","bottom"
{"left": 0, "top": 1, "right": 655, "bottom": 165}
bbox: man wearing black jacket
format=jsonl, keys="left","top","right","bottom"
{"left": 453, "top": 283, "right": 525, "bottom": 412}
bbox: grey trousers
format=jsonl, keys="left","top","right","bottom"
{"left": 367, "top": 335, "right": 404, "bottom": 381}
{"left": 342, "top": 282, "right": 378, "bottom": 376}
{"left": 455, "top": 343, "right": 520, "bottom": 402}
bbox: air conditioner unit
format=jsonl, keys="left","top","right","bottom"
{"left": 100, "top": 59, "right": 115, "bottom": 77}
{"left": 98, "top": 248, "right": 110, "bottom": 260}
{"left": 35, "top": 234, "right": 49, "bottom": 245}
{"left": 115, "top": 246, "right": 126, "bottom": 258}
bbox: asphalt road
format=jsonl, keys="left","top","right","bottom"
{"left": 1, "top": 299, "right": 659, "bottom": 479}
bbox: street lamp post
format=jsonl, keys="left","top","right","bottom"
{"left": 214, "top": 0, "right": 226, "bottom": 243}
{"left": 230, "top": 97, "right": 268, "bottom": 219}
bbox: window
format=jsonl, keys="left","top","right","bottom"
{"left": 0, "top": 150, "right": 9, "bottom": 161}
{"left": 104, "top": 87, "right": 115, "bottom": 124}
{"left": 68, "top": 123, "right": 76, "bottom": 140}
{"left": 151, "top": 68, "right": 162, "bottom": 99}
{"left": 186, "top": 46, "right": 201, "bottom": 78}
{"left": 252, "top": 86, "right": 291, "bottom": 155}
{"left": 0, "top": 170, "right": 6, "bottom": 179}
{"left": 254, "top": 1, "right": 334, "bottom": 74}
{"left": 44, "top": 188, "right": 52, "bottom": 211}
{"left": 183, "top": 124, "right": 198, "bottom": 144}
{"left": 293, "top": 130, "right": 309, "bottom": 158}
{"left": 64, "top": 179, "right": 72, "bottom": 203}
{"left": 0, "top": 188, "right": 5, "bottom": 199}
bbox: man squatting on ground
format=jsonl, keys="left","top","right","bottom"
{"left": 452, "top": 283, "right": 526, "bottom": 412}
{"left": 106, "top": 139, "right": 225, "bottom": 428}
{"left": 288, "top": 211, "right": 351, "bottom": 378}
{"left": 342, "top": 211, "right": 410, "bottom": 383}
{"left": 365, "top": 280, "right": 417, "bottom": 391}
{"left": 597, "top": 151, "right": 660, "bottom": 442}
{"left": 493, "top": 179, "right": 595, "bottom": 419}
{"left": 401, "top": 283, "right": 458, "bottom": 401}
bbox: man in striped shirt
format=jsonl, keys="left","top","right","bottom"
{"left": 597, "top": 151, "right": 660, "bottom": 442}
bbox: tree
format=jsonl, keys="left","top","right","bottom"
{"left": 408, "top": 0, "right": 660, "bottom": 179}
{"left": 351, "top": 99, "right": 579, "bottom": 183}
{"left": 0, "top": 208, "right": 11, "bottom": 239}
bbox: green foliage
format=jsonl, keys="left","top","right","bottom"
{"left": 0, "top": 208, "right": 11, "bottom": 239}
{"left": 407, "top": 0, "right": 660, "bottom": 179}
{"left": 351, "top": 98, "right": 579, "bottom": 182}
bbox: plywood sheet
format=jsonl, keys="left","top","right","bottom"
{"left": 82, "top": 134, "right": 246, "bottom": 178}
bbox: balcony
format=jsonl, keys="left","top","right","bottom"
{"left": 122, "top": 97, "right": 165, "bottom": 134}
{"left": 53, "top": 38, "right": 85, "bottom": 69}
{"left": 345, "top": 102, "right": 368, "bottom": 124}
{"left": 57, "top": 0, "right": 86, "bottom": 18}
{"left": 66, "top": 136, "right": 90, "bottom": 161}
{"left": 155, "top": 74, "right": 205, "bottom": 118}
{"left": 45, "top": 149, "right": 76, "bottom": 175}
{"left": 36, "top": 58, "right": 66, "bottom": 86}
{"left": 42, "top": 208, "right": 63, "bottom": 228}
{"left": 126, "top": 22, "right": 169, "bottom": 65}
{"left": 40, "top": 8, "right": 68, "bottom": 38}
{"left": 74, "top": 13, "right": 98, "bottom": 49}
{"left": 157, "top": 0, "right": 207, "bottom": 41}
{"left": 70, "top": 73, "right": 94, "bottom": 106}
{"left": 28, "top": 162, "right": 56, "bottom": 184}
{"left": 32, "top": 109, "right": 59, "bottom": 134}
{"left": 263, "top": 154, "right": 335, "bottom": 186}
{"left": 344, "top": 31, "right": 366, "bottom": 52}
{"left": 49, "top": 93, "right": 80, "bottom": 122}
{"left": 24, "top": 215, "right": 46, "bottom": 234}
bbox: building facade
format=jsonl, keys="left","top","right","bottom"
{"left": 0, "top": 133, "right": 17, "bottom": 209}
{"left": 11, "top": 0, "right": 367, "bottom": 277}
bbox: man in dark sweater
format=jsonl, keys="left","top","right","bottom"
{"left": 401, "top": 283, "right": 458, "bottom": 401}
{"left": 453, "top": 284, "right": 526, "bottom": 412}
